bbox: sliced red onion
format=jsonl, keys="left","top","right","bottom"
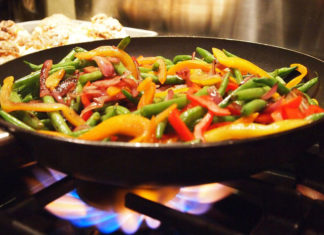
{"left": 261, "top": 83, "right": 278, "bottom": 100}
{"left": 93, "top": 56, "right": 116, "bottom": 77}
{"left": 207, "top": 86, "right": 223, "bottom": 104}
{"left": 92, "top": 77, "right": 121, "bottom": 88}
{"left": 80, "top": 101, "right": 104, "bottom": 118}
{"left": 39, "top": 60, "right": 52, "bottom": 97}
{"left": 264, "top": 98, "right": 283, "bottom": 113}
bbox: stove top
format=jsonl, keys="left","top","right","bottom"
{"left": 1, "top": 140, "right": 324, "bottom": 235}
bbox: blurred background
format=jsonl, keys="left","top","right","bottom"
{"left": 0, "top": 0, "right": 323, "bottom": 59}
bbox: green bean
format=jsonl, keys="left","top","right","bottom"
{"left": 233, "top": 69, "right": 243, "bottom": 83}
{"left": 139, "top": 67, "right": 152, "bottom": 73}
{"left": 213, "top": 115, "right": 238, "bottom": 123}
{"left": 85, "top": 112, "right": 101, "bottom": 127}
{"left": 58, "top": 49, "right": 76, "bottom": 63}
{"left": 306, "top": 112, "right": 324, "bottom": 122}
{"left": 222, "top": 49, "right": 238, "bottom": 58}
{"left": 136, "top": 96, "right": 187, "bottom": 117}
{"left": 22, "top": 94, "right": 33, "bottom": 103}
{"left": 180, "top": 106, "right": 207, "bottom": 128}
{"left": 234, "top": 87, "right": 270, "bottom": 101}
{"left": 141, "top": 73, "right": 185, "bottom": 85}
{"left": 173, "top": 55, "right": 194, "bottom": 64}
{"left": 269, "top": 66, "right": 297, "bottom": 79}
{"left": 70, "top": 127, "right": 92, "bottom": 137}
{"left": 156, "top": 120, "right": 167, "bottom": 139}
{"left": 241, "top": 99, "right": 267, "bottom": 116}
{"left": 42, "top": 96, "right": 72, "bottom": 135}
{"left": 26, "top": 59, "right": 94, "bottom": 71}
{"left": 0, "top": 109, "right": 34, "bottom": 131}
{"left": 218, "top": 72, "right": 230, "bottom": 97}
{"left": 157, "top": 56, "right": 174, "bottom": 66}
{"left": 117, "top": 36, "right": 131, "bottom": 50}
{"left": 23, "top": 60, "right": 39, "bottom": 70}
{"left": 9, "top": 91, "right": 44, "bottom": 129}
{"left": 135, "top": 86, "right": 209, "bottom": 117}
{"left": 59, "top": 47, "right": 87, "bottom": 63}
{"left": 297, "top": 77, "right": 318, "bottom": 93}
{"left": 196, "top": 47, "right": 215, "bottom": 63}
{"left": 121, "top": 89, "right": 139, "bottom": 104}
{"left": 40, "top": 118, "right": 52, "bottom": 130}
{"left": 274, "top": 75, "right": 286, "bottom": 85}
{"left": 70, "top": 81, "right": 82, "bottom": 111}
{"left": 253, "top": 77, "right": 290, "bottom": 95}
{"left": 79, "top": 70, "right": 103, "bottom": 85}
{"left": 101, "top": 106, "right": 116, "bottom": 121}
{"left": 101, "top": 105, "right": 130, "bottom": 121}
{"left": 113, "top": 62, "right": 127, "bottom": 75}
{"left": 152, "top": 62, "right": 160, "bottom": 71}
{"left": 219, "top": 79, "right": 262, "bottom": 108}
{"left": 303, "top": 93, "right": 317, "bottom": 105}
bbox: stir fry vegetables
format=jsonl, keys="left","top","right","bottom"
{"left": 0, "top": 37, "right": 323, "bottom": 144}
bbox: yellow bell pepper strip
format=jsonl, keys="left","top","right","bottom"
{"left": 286, "top": 63, "right": 307, "bottom": 89}
{"left": 37, "top": 130, "right": 74, "bottom": 139}
{"left": 137, "top": 77, "right": 156, "bottom": 109}
{"left": 212, "top": 48, "right": 270, "bottom": 78}
{"left": 204, "top": 119, "right": 309, "bottom": 142}
{"left": 167, "top": 60, "right": 211, "bottom": 75}
{"left": 137, "top": 56, "right": 157, "bottom": 65}
{"left": 78, "top": 114, "right": 150, "bottom": 141}
{"left": 45, "top": 69, "right": 65, "bottom": 91}
{"left": 190, "top": 69, "right": 222, "bottom": 86}
{"left": 155, "top": 87, "right": 189, "bottom": 99}
{"left": 75, "top": 46, "right": 138, "bottom": 79}
{"left": 0, "top": 76, "right": 85, "bottom": 127}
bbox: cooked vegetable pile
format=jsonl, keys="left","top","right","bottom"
{"left": 0, "top": 37, "right": 323, "bottom": 143}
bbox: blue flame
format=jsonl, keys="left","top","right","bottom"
{"left": 38, "top": 169, "right": 230, "bottom": 234}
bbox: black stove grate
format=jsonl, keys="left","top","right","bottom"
{"left": 1, "top": 143, "right": 324, "bottom": 235}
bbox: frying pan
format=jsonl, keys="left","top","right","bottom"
{"left": 0, "top": 37, "right": 323, "bottom": 187}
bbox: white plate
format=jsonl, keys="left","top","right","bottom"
{"left": 18, "top": 20, "right": 158, "bottom": 37}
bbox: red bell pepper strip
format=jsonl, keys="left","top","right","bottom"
{"left": 187, "top": 93, "right": 231, "bottom": 116}
{"left": 168, "top": 108, "right": 195, "bottom": 141}
{"left": 80, "top": 81, "right": 93, "bottom": 121}
{"left": 226, "top": 81, "right": 239, "bottom": 92}
{"left": 194, "top": 112, "right": 213, "bottom": 142}
{"left": 305, "top": 105, "right": 324, "bottom": 116}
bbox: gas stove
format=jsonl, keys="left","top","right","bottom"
{"left": 1, "top": 138, "right": 324, "bottom": 234}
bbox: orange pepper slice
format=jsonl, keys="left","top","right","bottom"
{"left": 0, "top": 76, "right": 85, "bottom": 127}
{"left": 75, "top": 46, "right": 138, "bottom": 80}
{"left": 137, "top": 77, "right": 156, "bottom": 109}
{"left": 45, "top": 69, "right": 65, "bottom": 91}
{"left": 167, "top": 60, "right": 212, "bottom": 75}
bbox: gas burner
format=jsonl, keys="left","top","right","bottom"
{"left": 38, "top": 169, "right": 234, "bottom": 234}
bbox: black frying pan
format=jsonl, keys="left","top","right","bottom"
{"left": 0, "top": 37, "right": 323, "bottom": 187}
